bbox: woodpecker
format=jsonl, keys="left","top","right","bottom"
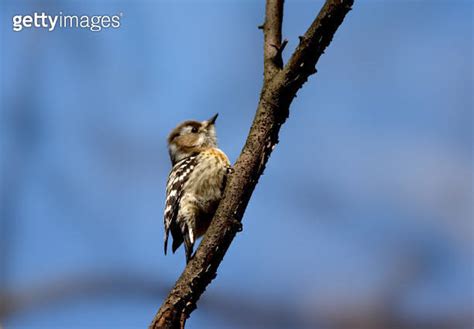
{"left": 164, "top": 113, "right": 230, "bottom": 262}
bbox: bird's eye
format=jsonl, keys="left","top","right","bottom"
{"left": 191, "top": 127, "right": 198, "bottom": 133}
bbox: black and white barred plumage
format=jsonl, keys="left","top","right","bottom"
{"left": 164, "top": 155, "right": 198, "bottom": 255}
{"left": 164, "top": 114, "right": 230, "bottom": 262}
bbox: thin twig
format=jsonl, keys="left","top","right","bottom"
{"left": 263, "top": 0, "right": 285, "bottom": 82}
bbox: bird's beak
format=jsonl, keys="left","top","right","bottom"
{"left": 207, "top": 113, "right": 218, "bottom": 125}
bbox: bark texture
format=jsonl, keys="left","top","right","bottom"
{"left": 150, "top": 1, "right": 354, "bottom": 328}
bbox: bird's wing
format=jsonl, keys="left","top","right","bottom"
{"left": 163, "top": 155, "right": 197, "bottom": 254}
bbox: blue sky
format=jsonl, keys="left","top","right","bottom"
{"left": 1, "top": 1, "right": 472, "bottom": 328}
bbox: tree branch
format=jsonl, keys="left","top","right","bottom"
{"left": 3, "top": 272, "right": 471, "bottom": 329}
{"left": 263, "top": 0, "right": 285, "bottom": 81}
{"left": 150, "top": 1, "right": 354, "bottom": 328}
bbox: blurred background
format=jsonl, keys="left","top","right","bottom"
{"left": 0, "top": 0, "right": 472, "bottom": 328}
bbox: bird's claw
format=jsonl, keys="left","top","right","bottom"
{"left": 229, "top": 218, "right": 243, "bottom": 232}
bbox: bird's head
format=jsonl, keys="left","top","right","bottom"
{"left": 167, "top": 113, "right": 219, "bottom": 164}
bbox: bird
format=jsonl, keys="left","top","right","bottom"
{"left": 164, "top": 113, "right": 230, "bottom": 262}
